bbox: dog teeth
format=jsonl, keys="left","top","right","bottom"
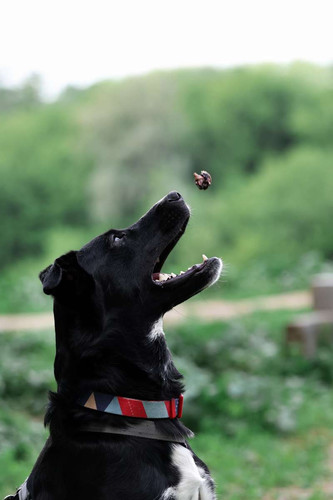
{"left": 155, "top": 260, "right": 208, "bottom": 282}
{"left": 154, "top": 268, "right": 194, "bottom": 281}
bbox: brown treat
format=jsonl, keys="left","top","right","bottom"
{"left": 193, "top": 170, "right": 212, "bottom": 190}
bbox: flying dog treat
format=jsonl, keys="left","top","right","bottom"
{"left": 193, "top": 170, "right": 212, "bottom": 190}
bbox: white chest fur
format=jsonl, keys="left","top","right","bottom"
{"left": 161, "top": 445, "right": 216, "bottom": 500}
{"left": 148, "top": 317, "right": 164, "bottom": 342}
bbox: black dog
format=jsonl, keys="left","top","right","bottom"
{"left": 6, "top": 192, "right": 222, "bottom": 500}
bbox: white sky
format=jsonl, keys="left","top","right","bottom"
{"left": 0, "top": 0, "right": 332, "bottom": 98}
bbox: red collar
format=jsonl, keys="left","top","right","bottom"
{"left": 77, "top": 392, "right": 184, "bottom": 419}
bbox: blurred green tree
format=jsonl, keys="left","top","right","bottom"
{"left": 1, "top": 63, "right": 332, "bottom": 293}
{"left": 181, "top": 65, "right": 314, "bottom": 183}
{"left": 0, "top": 105, "right": 91, "bottom": 268}
{"left": 81, "top": 73, "right": 190, "bottom": 224}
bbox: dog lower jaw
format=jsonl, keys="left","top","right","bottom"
{"left": 155, "top": 257, "right": 223, "bottom": 313}
{"left": 189, "top": 257, "right": 223, "bottom": 297}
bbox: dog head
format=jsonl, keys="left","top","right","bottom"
{"left": 40, "top": 192, "right": 222, "bottom": 319}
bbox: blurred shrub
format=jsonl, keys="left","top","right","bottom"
{"left": 217, "top": 147, "right": 333, "bottom": 286}
{"left": 0, "top": 260, "right": 50, "bottom": 314}
{"left": 0, "top": 405, "right": 45, "bottom": 455}
{"left": 0, "top": 332, "right": 55, "bottom": 414}
{"left": 168, "top": 312, "right": 333, "bottom": 435}
{"left": 0, "top": 406, "right": 46, "bottom": 498}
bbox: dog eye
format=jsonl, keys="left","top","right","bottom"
{"left": 113, "top": 234, "right": 125, "bottom": 244}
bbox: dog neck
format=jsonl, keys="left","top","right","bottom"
{"left": 53, "top": 309, "right": 184, "bottom": 404}
{"left": 45, "top": 312, "right": 192, "bottom": 441}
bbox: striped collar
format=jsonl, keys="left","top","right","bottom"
{"left": 77, "top": 391, "right": 184, "bottom": 419}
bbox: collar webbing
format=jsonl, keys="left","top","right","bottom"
{"left": 79, "top": 420, "right": 187, "bottom": 443}
{"left": 77, "top": 391, "right": 184, "bottom": 419}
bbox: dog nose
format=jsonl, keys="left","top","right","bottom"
{"left": 167, "top": 191, "right": 182, "bottom": 202}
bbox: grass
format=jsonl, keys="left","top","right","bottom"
{"left": 1, "top": 310, "right": 333, "bottom": 498}
{"left": 193, "top": 428, "right": 333, "bottom": 499}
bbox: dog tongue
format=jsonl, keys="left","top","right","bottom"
{"left": 152, "top": 273, "right": 160, "bottom": 280}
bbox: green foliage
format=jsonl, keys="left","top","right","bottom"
{"left": 222, "top": 147, "right": 333, "bottom": 264}
{"left": 182, "top": 66, "right": 300, "bottom": 180}
{"left": 81, "top": 73, "right": 190, "bottom": 224}
{"left": 0, "top": 406, "right": 46, "bottom": 498}
{"left": 0, "top": 259, "right": 50, "bottom": 313}
{"left": 0, "top": 62, "right": 332, "bottom": 298}
{"left": 168, "top": 311, "right": 333, "bottom": 435}
{"left": 214, "top": 147, "right": 333, "bottom": 293}
{"left": 0, "top": 331, "right": 55, "bottom": 414}
{"left": 0, "top": 331, "right": 52, "bottom": 496}
{"left": 0, "top": 102, "right": 92, "bottom": 269}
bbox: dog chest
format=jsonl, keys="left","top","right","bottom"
{"left": 161, "top": 445, "right": 216, "bottom": 500}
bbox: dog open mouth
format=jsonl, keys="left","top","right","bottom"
{"left": 152, "top": 254, "right": 211, "bottom": 284}
{"left": 151, "top": 218, "right": 221, "bottom": 288}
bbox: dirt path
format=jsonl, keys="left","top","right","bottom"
{"left": 0, "top": 290, "right": 311, "bottom": 333}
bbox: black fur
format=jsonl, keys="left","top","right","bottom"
{"left": 10, "top": 192, "right": 221, "bottom": 499}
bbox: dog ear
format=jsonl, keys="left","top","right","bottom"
{"left": 39, "top": 251, "right": 82, "bottom": 296}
